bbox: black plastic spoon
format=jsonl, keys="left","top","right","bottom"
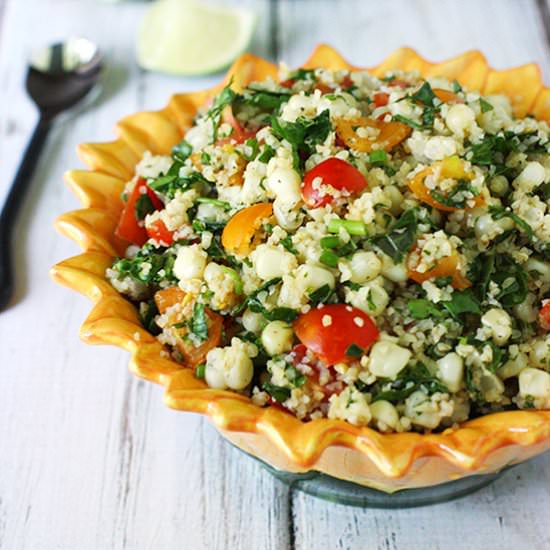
{"left": 0, "top": 37, "right": 102, "bottom": 311}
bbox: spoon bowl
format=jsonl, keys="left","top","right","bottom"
{"left": 0, "top": 37, "right": 103, "bottom": 311}
{"left": 27, "top": 37, "right": 102, "bottom": 118}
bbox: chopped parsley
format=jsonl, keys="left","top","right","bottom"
{"left": 190, "top": 302, "right": 209, "bottom": 342}
{"left": 479, "top": 97, "right": 494, "bottom": 113}
{"left": 372, "top": 208, "right": 418, "bottom": 262}
{"left": 371, "top": 363, "right": 448, "bottom": 403}
{"left": 262, "top": 383, "right": 290, "bottom": 402}
{"left": 172, "top": 139, "right": 193, "bottom": 163}
{"left": 308, "top": 284, "right": 335, "bottom": 307}
{"left": 451, "top": 80, "right": 463, "bottom": 93}
{"left": 206, "top": 82, "right": 237, "bottom": 141}
{"left": 271, "top": 109, "right": 332, "bottom": 171}
{"left": 430, "top": 179, "right": 479, "bottom": 209}
{"left": 488, "top": 205, "right": 535, "bottom": 242}
{"left": 149, "top": 170, "right": 212, "bottom": 200}
{"left": 392, "top": 114, "right": 424, "bottom": 130}
{"left": 345, "top": 343, "right": 364, "bottom": 357}
{"left": 134, "top": 194, "right": 156, "bottom": 221}
{"left": 112, "top": 244, "right": 177, "bottom": 286}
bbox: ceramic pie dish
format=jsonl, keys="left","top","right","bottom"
{"left": 51, "top": 45, "right": 550, "bottom": 494}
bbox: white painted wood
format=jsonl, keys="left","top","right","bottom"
{"left": 1, "top": 1, "right": 550, "bottom": 549}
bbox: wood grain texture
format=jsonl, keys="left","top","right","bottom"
{"left": 1, "top": 0, "right": 550, "bottom": 549}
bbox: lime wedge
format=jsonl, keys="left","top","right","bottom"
{"left": 137, "top": 0, "right": 256, "bottom": 76}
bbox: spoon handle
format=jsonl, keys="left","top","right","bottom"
{"left": 0, "top": 116, "right": 52, "bottom": 311}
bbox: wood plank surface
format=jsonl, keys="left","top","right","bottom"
{"left": 0, "top": 1, "right": 549, "bottom": 549}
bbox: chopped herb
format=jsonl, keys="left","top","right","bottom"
{"left": 190, "top": 302, "right": 209, "bottom": 342}
{"left": 372, "top": 208, "right": 418, "bottom": 262}
{"left": 434, "top": 276, "right": 453, "bottom": 287}
{"left": 346, "top": 343, "right": 364, "bottom": 357}
{"left": 487, "top": 341, "right": 506, "bottom": 372}
{"left": 407, "top": 299, "right": 444, "bottom": 320}
{"left": 242, "top": 138, "right": 260, "bottom": 161}
{"left": 112, "top": 244, "right": 177, "bottom": 286}
{"left": 489, "top": 205, "right": 535, "bottom": 242}
{"left": 193, "top": 219, "right": 226, "bottom": 233}
{"left": 430, "top": 179, "right": 479, "bottom": 209}
{"left": 195, "top": 364, "right": 206, "bottom": 379}
{"left": 280, "top": 236, "right": 298, "bottom": 254}
{"left": 234, "top": 277, "right": 282, "bottom": 315}
{"left": 451, "top": 80, "right": 463, "bottom": 94}
{"left": 285, "top": 365, "right": 306, "bottom": 388}
{"left": 372, "top": 363, "right": 448, "bottom": 403}
{"left": 220, "top": 266, "right": 243, "bottom": 295}
{"left": 366, "top": 289, "right": 376, "bottom": 311}
{"left": 200, "top": 152, "right": 211, "bottom": 165}
{"left": 172, "top": 139, "right": 193, "bottom": 163}
{"left": 149, "top": 170, "right": 212, "bottom": 200}
{"left": 240, "top": 280, "right": 298, "bottom": 323}
{"left": 268, "top": 308, "right": 299, "bottom": 323}
{"left": 441, "top": 288, "right": 480, "bottom": 319}
{"left": 392, "top": 114, "right": 424, "bottom": 130}
{"left": 262, "top": 382, "right": 290, "bottom": 402}
{"left": 308, "top": 284, "right": 335, "bottom": 306}
{"left": 286, "top": 68, "right": 316, "bottom": 82}
{"left": 238, "top": 86, "right": 291, "bottom": 112}
{"left": 465, "top": 131, "right": 548, "bottom": 175}
{"left": 206, "top": 81, "right": 237, "bottom": 141}
{"left": 271, "top": 110, "right": 332, "bottom": 171}
{"left": 469, "top": 252, "right": 528, "bottom": 306}
{"left": 538, "top": 181, "right": 550, "bottom": 201}
{"left": 139, "top": 300, "right": 161, "bottom": 335}
{"left": 479, "top": 97, "right": 494, "bottom": 113}
{"left": 258, "top": 144, "right": 276, "bottom": 163}
{"left": 411, "top": 81, "right": 436, "bottom": 107}
{"left": 134, "top": 194, "right": 156, "bottom": 221}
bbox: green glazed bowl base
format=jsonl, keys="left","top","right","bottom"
{"left": 235, "top": 445, "right": 512, "bottom": 508}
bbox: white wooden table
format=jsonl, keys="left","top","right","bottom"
{"left": 1, "top": 1, "right": 550, "bottom": 548}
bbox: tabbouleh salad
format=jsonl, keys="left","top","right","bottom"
{"left": 107, "top": 64, "right": 550, "bottom": 433}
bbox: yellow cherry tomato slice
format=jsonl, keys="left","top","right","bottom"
{"left": 335, "top": 116, "right": 411, "bottom": 153}
{"left": 407, "top": 249, "right": 471, "bottom": 290}
{"left": 221, "top": 202, "right": 273, "bottom": 255}
{"left": 154, "top": 287, "right": 186, "bottom": 314}
{"left": 407, "top": 156, "right": 483, "bottom": 212}
{"left": 433, "top": 88, "right": 462, "bottom": 104}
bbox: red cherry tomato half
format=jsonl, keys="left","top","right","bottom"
{"left": 293, "top": 304, "right": 380, "bottom": 365}
{"left": 340, "top": 75, "right": 354, "bottom": 89}
{"left": 146, "top": 219, "right": 174, "bottom": 246}
{"left": 373, "top": 92, "right": 389, "bottom": 107}
{"left": 280, "top": 79, "right": 294, "bottom": 89}
{"left": 302, "top": 158, "right": 368, "bottom": 208}
{"left": 115, "top": 178, "right": 163, "bottom": 246}
{"left": 315, "top": 83, "right": 333, "bottom": 94}
{"left": 539, "top": 300, "right": 550, "bottom": 330}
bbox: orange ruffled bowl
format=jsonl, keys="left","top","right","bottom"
{"left": 51, "top": 45, "right": 550, "bottom": 493}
